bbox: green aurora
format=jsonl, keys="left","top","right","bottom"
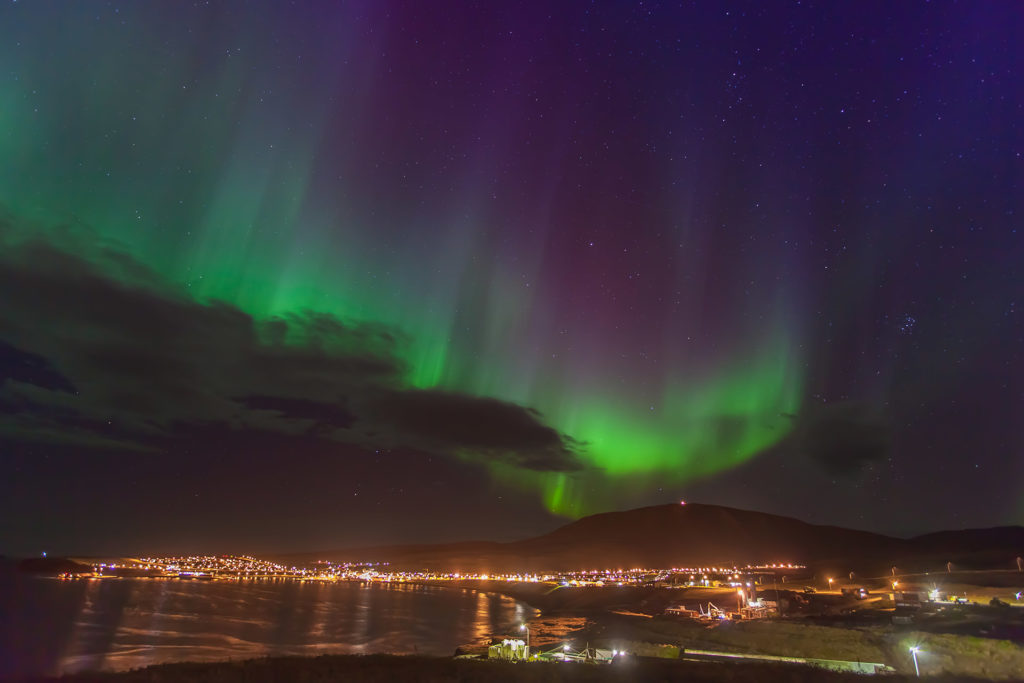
{"left": 0, "top": 3, "right": 804, "bottom": 517}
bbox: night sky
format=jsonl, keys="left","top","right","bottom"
{"left": 1, "top": 1, "right": 1021, "bottom": 556}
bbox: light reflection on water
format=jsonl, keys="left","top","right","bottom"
{"left": 1, "top": 576, "right": 538, "bottom": 677}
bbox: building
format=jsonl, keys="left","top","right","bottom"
{"left": 487, "top": 639, "right": 529, "bottom": 661}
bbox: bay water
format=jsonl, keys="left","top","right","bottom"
{"left": 1, "top": 575, "right": 536, "bottom": 677}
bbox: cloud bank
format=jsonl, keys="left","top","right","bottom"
{"left": 0, "top": 217, "right": 581, "bottom": 472}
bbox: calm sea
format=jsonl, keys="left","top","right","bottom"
{"left": 1, "top": 575, "right": 537, "bottom": 677}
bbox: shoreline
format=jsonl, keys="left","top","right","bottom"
{"left": 412, "top": 577, "right": 734, "bottom": 614}
{"left": 416, "top": 579, "right": 1024, "bottom": 679}
{"left": 12, "top": 575, "right": 1024, "bottom": 680}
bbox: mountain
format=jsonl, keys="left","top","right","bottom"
{"left": 16, "top": 557, "right": 93, "bottom": 575}
{"left": 908, "top": 526, "right": 1024, "bottom": 567}
{"left": 316, "top": 503, "right": 1024, "bottom": 573}
{"left": 509, "top": 503, "right": 903, "bottom": 570}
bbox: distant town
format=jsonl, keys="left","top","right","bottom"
{"left": 60, "top": 554, "right": 1022, "bottom": 619}
{"left": 26, "top": 550, "right": 1024, "bottom": 678}
{"left": 69, "top": 554, "right": 806, "bottom": 590}
{"left": 30, "top": 503, "right": 1024, "bottom": 679}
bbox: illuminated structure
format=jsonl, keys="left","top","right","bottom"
{"left": 487, "top": 639, "right": 529, "bottom": 661}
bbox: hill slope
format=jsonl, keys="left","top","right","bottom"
{"left": 319, "top": 503, "right": 1023, "bottom": 573}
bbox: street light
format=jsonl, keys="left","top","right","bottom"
{"left": 520, "top": 623, "right": 530, "bottom": 653}
{"left": 828, "top": 577, "right": 833, "bottom": 589}
{"left": 909, "top": 646, "right": 921, "bottom": 677}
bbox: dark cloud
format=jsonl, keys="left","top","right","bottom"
{"left": 790, "top": 401, "right": 892, "bottom": 476}
{"left": 0, "top": 220, "right": 581, "bottom": 472}
{"left": 237, "top": 395, "right": 355, "bottom": 430}
{"left": 371, "top": 390, "right": 581, "bottom": 471}
{"left": 0, "top": 341, "right": 77, "bottom": 393}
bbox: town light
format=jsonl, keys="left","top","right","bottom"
{"left": 909, "top": 646, "right": 921, "bottom": 677}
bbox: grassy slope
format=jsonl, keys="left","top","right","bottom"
{"left": 579, "top": 614, "right": 1024, "bottom": 679}
{"left": 5, "top": 654, "right": 997, "bottom": 683}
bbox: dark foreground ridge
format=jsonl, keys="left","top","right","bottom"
{"left": 4, "top": 654, "right": 992, "bottom": 683}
